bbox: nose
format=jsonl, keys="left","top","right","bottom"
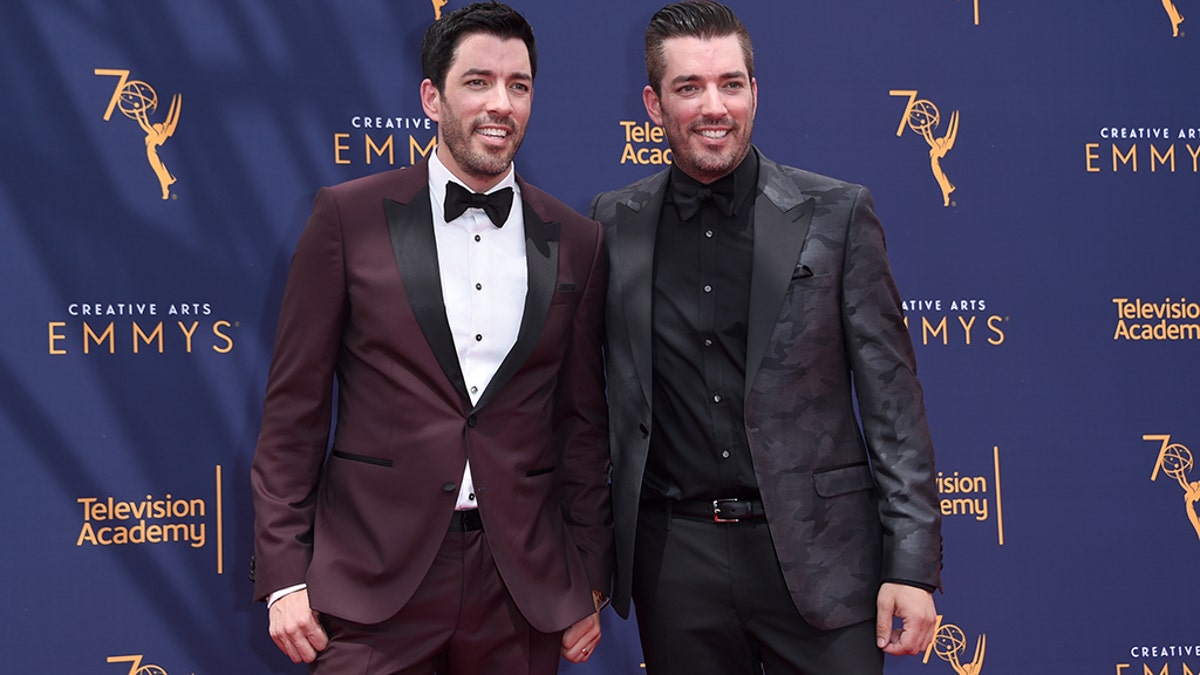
{"left": 698, "top": 84, "right": 726, "bottom": 117}
{"left": 487, "top": 84, "right": 513, "bottom": 116}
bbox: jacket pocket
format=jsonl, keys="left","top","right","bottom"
{"left": 330, "top": 450, "right": 393, "bottom": 468}
{"left": 525, "top": 465, "right": 556, "bottom": 478}
{"left": 812, "top": 462, "right": 874, "bottom": 498}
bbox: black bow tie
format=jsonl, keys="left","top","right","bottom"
{"left": 444, "top": 181, "right": 515, "bottom": 228}
{"left": 670, "top": 178, "right": 735, "bottom": 221}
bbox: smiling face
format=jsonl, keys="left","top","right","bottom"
{"left": 644, "top": 34, "right": 756, "bottom": 184}
{"left": 421, "top": 32, "right": 533, "bottom": 192}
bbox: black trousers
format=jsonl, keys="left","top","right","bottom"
{"left": 632, "top": 506, "right": 884, "bottom": 675}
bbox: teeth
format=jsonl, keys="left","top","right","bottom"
{"left": 699, "top": 129, "right": 728, "bottom": 138}
{"left": 478, "top": 128, "right": 508, "bottom": 138}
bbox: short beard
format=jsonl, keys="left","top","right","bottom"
{"left": 439, "top": 104, "right": 522, "bottom": 182}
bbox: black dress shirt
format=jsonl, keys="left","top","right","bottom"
{"left": 644, "top": 152, "right": 760, "bottom": 502}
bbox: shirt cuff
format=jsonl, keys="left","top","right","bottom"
{"left": 267, "top": 583, "right": 308, "bottom": 608}
{"left": 883, "top": 578, "right": 937, "bottom": 593}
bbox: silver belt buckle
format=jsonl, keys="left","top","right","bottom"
{"left": 712, "top": 498, "right": 740, "bottom": 523}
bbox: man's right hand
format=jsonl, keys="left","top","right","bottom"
{"left": 268, "top": 589, "right": 329, "bottom": 664}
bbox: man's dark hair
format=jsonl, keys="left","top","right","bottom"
{"left": 421, "top": 2, "right": 538, "bottom": 92}
{"left": 645, "top": 0, "right": 753, "bottom": 95}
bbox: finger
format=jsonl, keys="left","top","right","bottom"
{"left": 881, "top": 628, "right": 907, "bottom": 656}
{"left": 874, "top": 604, "right": 894, "bottom": 649}
{"left": 270, "top": 630, "right": 303, "bottom": 664}
{"left": 304, "top": 611, "right": 330, "bottom": 652}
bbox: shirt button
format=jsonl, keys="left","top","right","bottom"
{"left": 712, "top": 394, "right": 722, "bottom": 403}
{"left": 721, "top": 450, "right": 730, "bottom": 459}
{"left": 470, "top": 385, "right": 478, "bottom": 394}
{"left": 705, "top": 230, "right": 714, "bottom": 238}
{"left": 474, "top": 234, "right": 481, "bottom": 242}
{"left": 703, "top": 338, "right": 713, "bottom": 347}
{"left": 475, "top": 334, "right": 483, "bottom": 341}
{"left": 703, "top": 284, "right": 712, "bottom": 293}
{"left": 475, "top": 283, "right": 482, "bottom": 290}
{"left": 469, "top": 493, "right": 476, "bottom": 501}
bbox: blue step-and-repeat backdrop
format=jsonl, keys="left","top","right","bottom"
{"left": 2, "top": 1, "right": 1197, "bottom": 673}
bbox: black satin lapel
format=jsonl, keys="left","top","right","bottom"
{"left": 615, "top": 199, "right": 659, "bottom": 409}
{"left": 474, "top": 200, "right": 558, "bottom": 411}
{"left": 383, "top": 194, "right": 469, "bottom": 404}
{"left": 744, "top": 194, "right": 813, "bottom": 400}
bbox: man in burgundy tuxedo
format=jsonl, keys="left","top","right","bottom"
{"left": 250, "top": 4, "right": 612, "bottom": 673}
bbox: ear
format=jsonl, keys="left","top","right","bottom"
{"left": 420, "top": 79, "right": 441, "bottom": 122}
{"left": 642, "top": 85, "right": 663, "bottom": 126}
{"left": 750, "top": 77, "right": 758, "bottom": 118}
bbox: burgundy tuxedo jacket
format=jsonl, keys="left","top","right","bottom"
{"left": 251, "top": 159, "right": 612, "bottom": 633}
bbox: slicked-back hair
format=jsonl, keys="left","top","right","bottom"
{"left": 645, "top": 0, "right": 754, "bottom": 95}
{"left": 421, "top": 1, "right": 537, "bottom": 92}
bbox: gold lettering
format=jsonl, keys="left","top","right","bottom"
{"left": 178, "top": 321, "right": 199, "bottom": 352}
{"left": 132, "top": 321, "right": 163, "bottom": 354}
{"left": 366, "top": 133, "right": 394, "bottom": 165}
{"left": 334, "top": 133, "right": 350, "bottom": 164}
{"left": 409, "top": 135, "right": 437, "bottom": 164}
{"left": 957, "top": 315, "right": 977, "bottom": 345}
{"left": 1151, "top": 144, "right": 1175, "bottom": 172}
{"left": 212, "top": 320, "right": 234, "bottom": 353}
{"left": 619, "top": 120, "right": 637, "bottom": 142}
{"left": 83, "top": 322, "right": 115, "bottom": 354}
{"left": 48, "top": 322, "right": 67, "bottom": 355}
{"left": 1113, "top": 144, "right": 1137, "bottom": 172}
{"left": 1085, "top": 143, "right": 1101, "bottom": 172}
{"left": 922, "top": 316, "right": 948, "bottom": 345}
{"left": 986, "top": 315, "right": 1005, "bottom": 345}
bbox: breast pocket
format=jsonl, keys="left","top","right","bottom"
{"left": 791, "top": 263, "right": 835, "bottom": 289}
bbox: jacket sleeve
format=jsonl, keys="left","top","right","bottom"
{"left": 250, "top": 187, "right": 348, "bottom": 602}
{"left": 840, "top": 186, "right": 942, "bottom": 590}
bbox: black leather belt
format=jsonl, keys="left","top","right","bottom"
{"left": 645, "top": 497, "right": 766, "bottom": 523}
{"left": 448, "top": 509, "right": 484, "bottom": 532}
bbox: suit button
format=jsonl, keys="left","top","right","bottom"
{"left": 442, "top": 482, "right": 458, "bottom": 493}
{"left": 467, "top": 415, "right": 477, "bottom": 428}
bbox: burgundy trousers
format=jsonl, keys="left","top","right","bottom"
{"left": 310, "top": 529, "right": 562, "bottom": 675}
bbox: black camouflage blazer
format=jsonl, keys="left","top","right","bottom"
{"left": 591, "top": 147, "right": 942, "bottom": 630}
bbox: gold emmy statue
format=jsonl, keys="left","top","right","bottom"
{"left": 1162, "top": 0, "right": 1185, "bottom": 37}
{"left": 117, "top": 80, "right": 181, "bottom": 200}
{"left": 1160, "top": 443, "right": 1200, "bottom": 540}
{"left": 927, "top": 620, "right": 986, "bottom": 675}
{"left": 906, "top": 99, "right": 959, "bottom": 208}
{"left": 432, "top": 0, "right": 448, "bottom": 20}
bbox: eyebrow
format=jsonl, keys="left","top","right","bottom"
{"left": 669, "top": 71, "right": 748, "bottom": 86}
{"left": 461, "top": 67, "right": 533, "bottom": 81}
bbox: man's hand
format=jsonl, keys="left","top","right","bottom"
{"left": 268, "top": 589, "right": 329, "bottom": 664}
{"left": 875, "top": 582, "right": 936, "bottom": 656}
{"left": 560, "top": 610, "right": 601, "bottom": 663}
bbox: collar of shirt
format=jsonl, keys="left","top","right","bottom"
{"left": 666, "top": 148, "right": 759, "bottom": 222}
{"left": 428, "top": 150, "right": 522, "bottom": 231}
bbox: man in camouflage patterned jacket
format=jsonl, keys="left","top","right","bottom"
{"left": 590, "top": 2, "right": 942, "bottom": 673}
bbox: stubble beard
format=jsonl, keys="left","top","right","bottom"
{"left": 439, "top": 104, "right": 523, "bottom": 182}
{"left": 665, "top": 113, "right": 753, "bottom": 183}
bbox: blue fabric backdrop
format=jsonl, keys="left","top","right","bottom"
{"left": 2, "top": 1, "right": 1197, "bottom": 673}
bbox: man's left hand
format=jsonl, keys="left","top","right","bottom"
{"left": 560, "top": 610, "right": 601, "bottom": 663}
{"left": 875, "top": 582, "right": 937, "bottom": 656}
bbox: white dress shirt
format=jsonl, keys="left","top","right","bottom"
{"left": 427, "top": 151, "right": 527, "bottom": 510}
